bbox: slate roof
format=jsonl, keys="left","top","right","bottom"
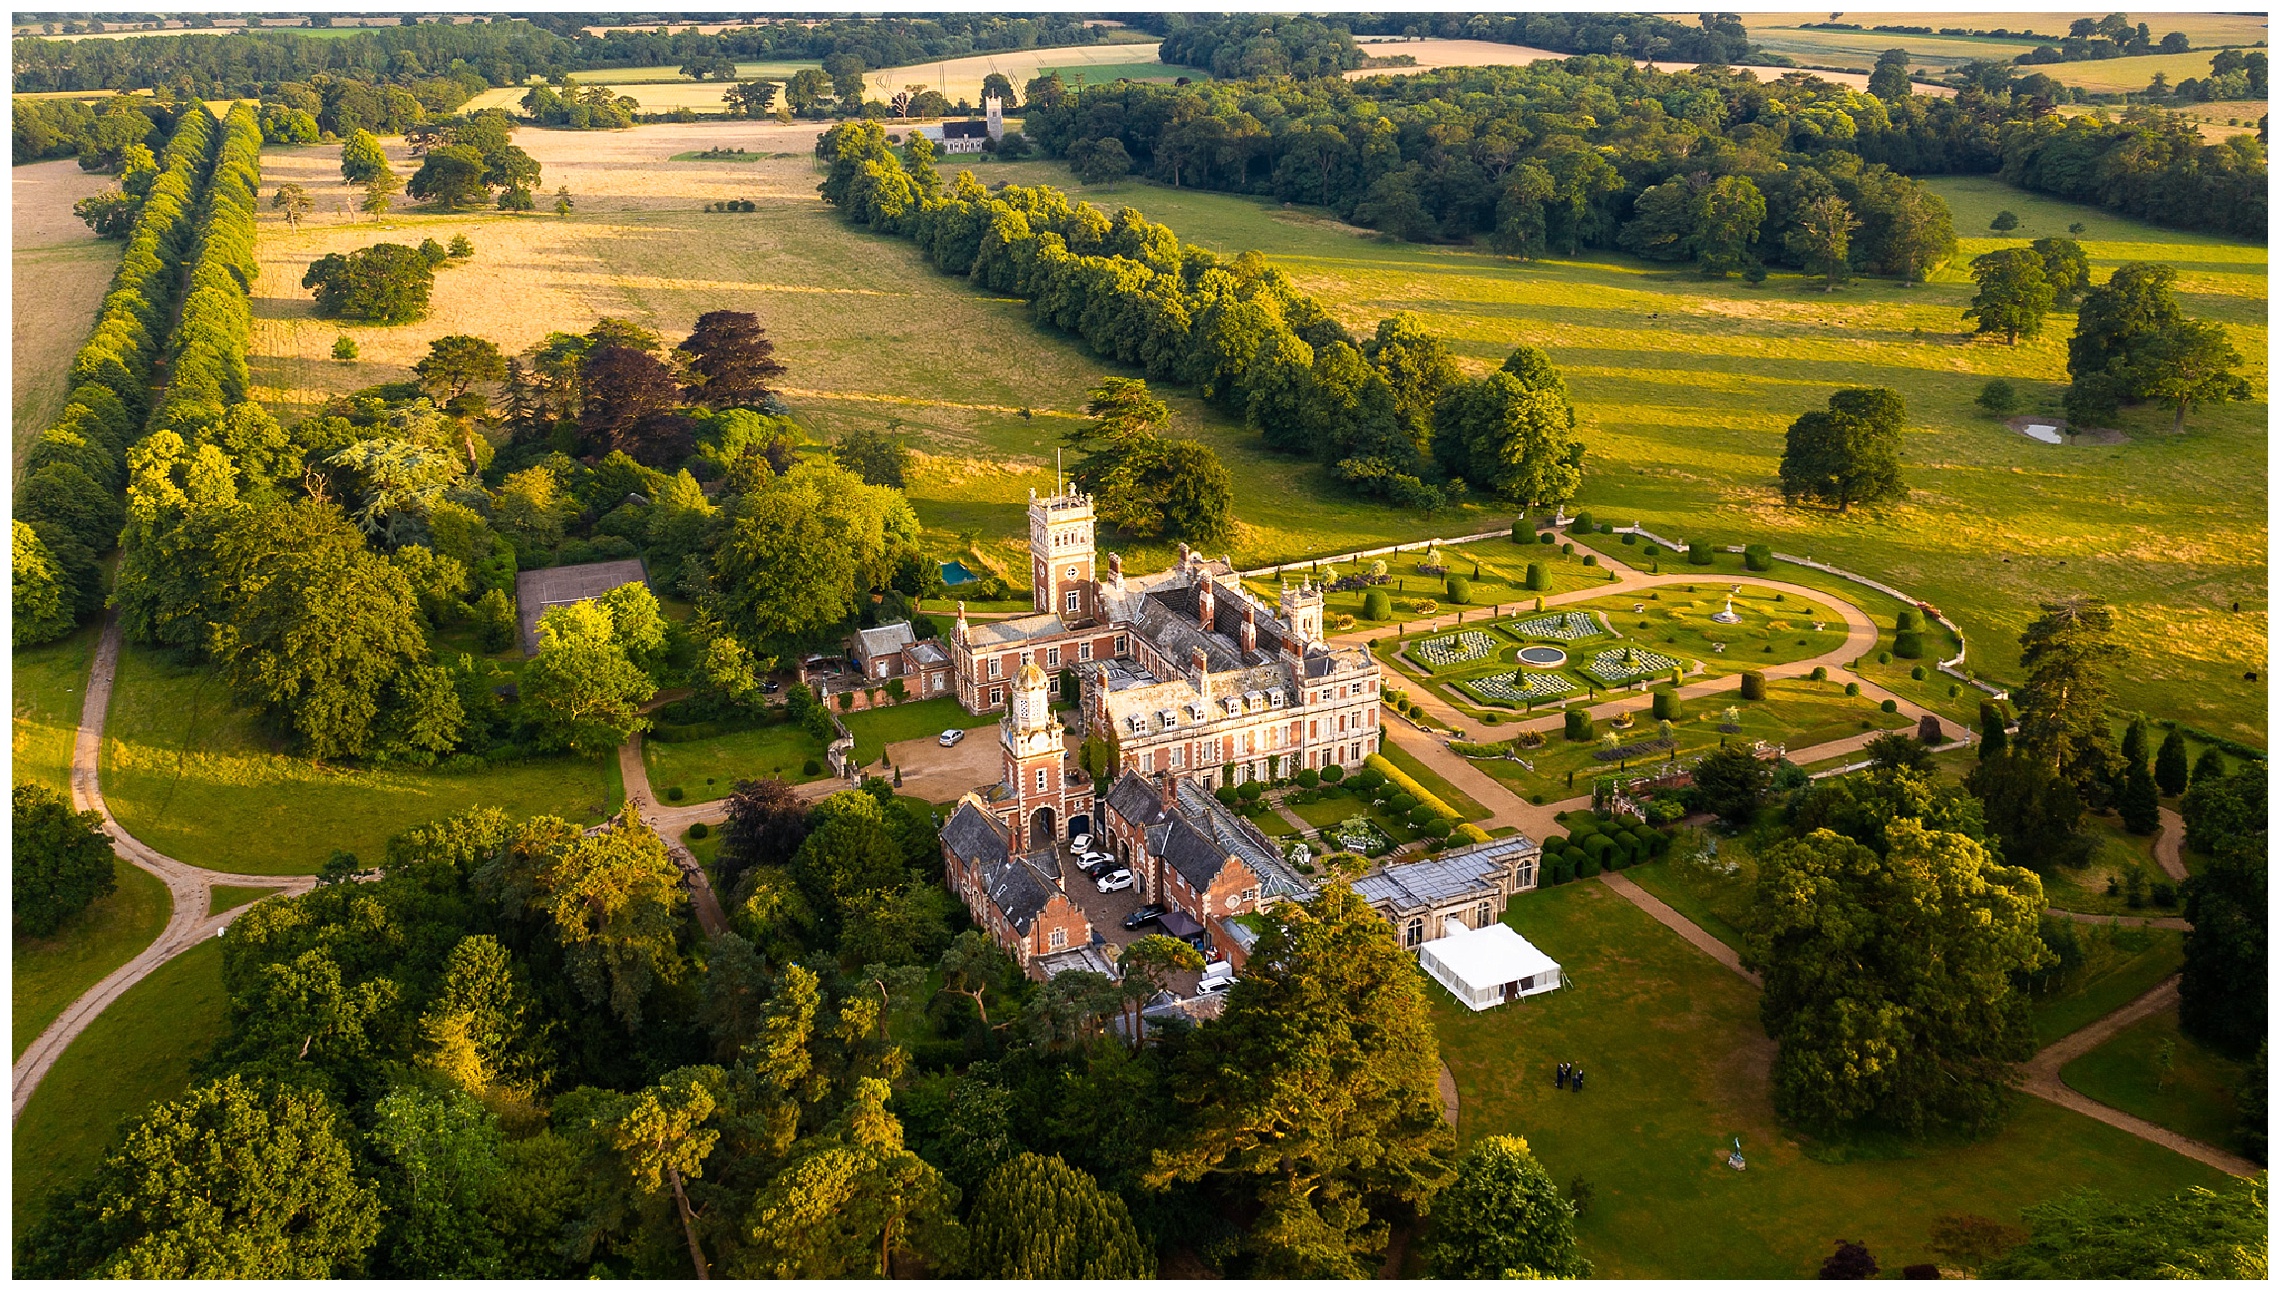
{"left": 854, "top": 621, "right": 916, "bottom": 660}
{"left": 1353, "top": 835, "right": 1540, "bottom": 915}
{"left": 907, "top": 639, "right": 950, "bottom": 668}
{"left": 963, "top": 611, "right": 1070, "bottom": 648}
{"left": 1104, "top": 770, "right": 1170, "bottom": 828}
{"left": 941, "top": 801, "right": 1010, "bottom": 869}
{"left": 1159, "top": 816, "right": 1239, "bottom": 893}
{"left": 513, "top": 559, "right": 649, "bottom": 656}
{"left": 984, "top": 848, "right": 1064, "bottom": 933}
{"left": 1176, "top": 780, "right": 1312, "bottom": 900}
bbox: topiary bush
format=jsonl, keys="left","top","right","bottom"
{"left": 1843, "top": 681, "right": 1861, "bottom": 697}
{"left": 1740, "top": 670, "right": 1767, "bottom": 701}
{"left": 1564, "top": 709, "right": 1593, "bottom": 741}
{"left": 1894, "top": 608, "right": 1921, "bottom": 632}
{"left": 666, "top": 785, "right": 684, "bottom": 801}
{"left": 802, "top": 758, "right": 822, "bottom": 775}
{"left": 1621, "top": 531, "right": 1637, "bottom": 545}
{"left": 1363, "top": 588, "right": 1392, "bottom": 621}
{"left": 1575, "top": 852, "right": 1602, "bottom": 879}
{"left": 1525, "top": 563, "right": 1546, "bottom": 591}
{"left": 1570, "top": 510, "right": 1594, "bottom": 534}
{"left": 1881, "top": 698, "right": 1898, "bottom": 713}
{"left": 1538, "top": 530, "right": 1554, "bottom": 545}
{"left": 1322, "top": 763, "right": 1345, "bottom": 783}
{"left": 1810, "top": 665, "right": 1828, "bottom": 682}
{"left": 1688, "top": 541, "right": 1715, "bottom": 565}
{"left": 1445, "top": 575, "right": 1472, "bottom": 605}
{"left": 1893, "top": 630, "right": 1924, "bottom": 659}
{"left": 1743, "top": 543, "right": 1773, "bottom": 571}
{"left": 1652, "top": 690, "right": 1680, "bottom": 721}
{"left": 1910, "top": 665, "right": 1927, "bottom": 680}
{"left": 688, "top": 822, "right": 709, "bottom": 840}
{"left": 1295, "top": 767, "right": 1320, "bottom": 789}
{"left": 1236, "top": 781, "right": 1264, "bottom": 803}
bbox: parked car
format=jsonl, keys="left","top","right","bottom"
{"left": 1069, "top": 834, "right": 1092, "bottom": 851}
{"left": 1094, "top": 869, "right": 1135, "bottom": 893}
{"left": 938, "top": 728, "right": 965, "bottom": 747}
{"left": 1122, "top": 903, "right": 1168, "bottom": 931}
{"left": 760, "top": 679, "right": 782, "bottom": 694}
{"left": 1081, "top": 858, "right": 1121, "bottom": 880}
{"left": 1077, "top": 851, "right": 1115, "bottom": 867}
{"left": 1196, "top": 973, "right": 1234, "bottom": 996}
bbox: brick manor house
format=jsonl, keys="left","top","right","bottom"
{"left": 950, "top": 487, "right": 1386, "bottom": 847}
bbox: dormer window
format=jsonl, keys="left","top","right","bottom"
{"left": 1159, "top": 709, "right": 1178, "bottom": 730}
{"left": 1268, "top": 691, "right": 1285, "bottom": 708}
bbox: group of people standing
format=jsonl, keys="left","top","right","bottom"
{"left": 1555, "top": 1060, "right": 1586, "bottom": 1092}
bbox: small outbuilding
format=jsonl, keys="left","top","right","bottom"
{"left": 1419, "top": 921, "right": 1563, "bottom": 1010}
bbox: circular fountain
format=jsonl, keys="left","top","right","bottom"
{"left": 1516, "top": 645, "right": 1568, "bottom": 668}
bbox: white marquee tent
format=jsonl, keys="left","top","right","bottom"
{"left": 1419, "top": 921, "right": 1563, "bottom": 1010}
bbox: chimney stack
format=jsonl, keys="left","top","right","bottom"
{"left": 1240, "top": 603, "right": 1257, "bottom": 655}
{"left": 1191, "top": 645, "right": 1209, "bottom": 680}
{"left": 1159, "top": 771, "right": 1178, "bottom": 815}
{"left": 1108, "top": 551, "right": 1124, "bottom": 590}
{"left": 1197, "top": 569, "right": 1215, "bottom": 632}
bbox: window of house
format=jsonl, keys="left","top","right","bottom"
{"left": 1035, "top": 767, "right": 1049, "bottom": 791}
{"left": 989, "top": 687, "right": 1004, "bottom": 705}
{"left": 1047, "top": 646, "right": 1060, "bottom": 666}
{"left": 1241, "top": 887, "right": 1259, "bottom": 904}
{"left": 1406, "top": 918, "right": 1422, "bottom": 948}
{"left": 1066, "top": 565, "right": 1079, "bottom": 579}
{"left": 1309, "top": 720, "right": 1318, "bottom": 739}
{"left": 1065, "top": 590, "right": 1079, "bottom": 612}
{"left": 1478, "top": 901, "right": 1492, "bottom": 928}
{"left": 1171, "top": 746, "right": 1186, "bottom": 768}
{"left": 1115, "top": 634, "right": 1129, "bottom": 654}
{"left": 1519, "top": 860, "right": 1536, "bottom": 889}
{"left": 1049, "top": 928, "right": 1067, "bottom": 950}
{"left": 987, "top": 657, "right": 1001, "bottom": 679}
{"left": 1079, "top": 642, "right": 1092, "bottom": 661}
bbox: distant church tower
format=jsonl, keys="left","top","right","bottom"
{"left": 1002, "top": 659, "right": 1066, "bottom": 846}
{"left": 1029, "top": 486, "right": 1097, "bottom": 622}
{"left": 984, "top": 93, "right": 1005, "bottom": 141}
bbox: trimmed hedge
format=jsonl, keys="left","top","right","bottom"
{"left": 1525, "top": 562, "right": 1546, "bottom": 591}
{"left": 1445, "top": 574, "right": 1472, "bottom": 605}
{"left": 1893, "top": 629, "right": 1925, "bottom": 659}
{"left": 1687, "top": 540, "right": 1715, "bottom": 565}
{"left": 1743, "top": 543, "right": 1772, "bottom": 571}
{"left": 1564, "top": 708, "right": 1592, "bottom": 741}
{"left": 150, "top": 102, "right": 262, "bottom": 441}
{"left": 1651, "top": 689, "right": 1680, "bottom": 721}
{"left": 1363, "top": 752, "right": 1459, "bottom": 824}
{"left": 1740, "top": 670, "right": 1767, "bottom": 701}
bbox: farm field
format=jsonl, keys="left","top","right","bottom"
{"left": 1724, "top": 11, "right": 2267, "bottom": 67}
{"left": 1342, "top": 36, "right": 1949, "bottom": 95}
{"left": 244, "top": 126, "right": 1522, "bottom": 584}
{"left": 100, "top": 639, "right": 624, "bottom": 875}
{"left": 11, "top": 859, "right": 170, "bottom": 1058}
{"left": 11, "top": 938, "right": 227, "bottom": 1236}
{"left": 12, "top": 158, "right": 123, "bottom": 478}
{"left": 1436, "top": 879, "right": 2228, "bottom": 1278}
{"left": 989, "top": 161, "right": 2266, "bottom": 747}
{"left": 2060, "top": 1006, "right": 2251, "bottom": 1154}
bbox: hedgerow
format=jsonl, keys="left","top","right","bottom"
{"left": 151, "top": 103, "right": 262, "bottom": 439}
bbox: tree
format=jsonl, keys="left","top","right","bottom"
{"left": 1820, "top": 1240, "right": 1879, "bottom": 1279}
{"left": 208, "top": 499, "right": 458, "bottom": 760}
{"left": 13, "top": 783, "right": 117, "bottom": 936}
{"left": 1964, "top": 248, "right": 2054, "bottom": 344}
{"left": 1430, "top": 370, "right": 1583, "bottom": 504}
{"left": 1982, "top": 1178, "right": 2267, "bottom": 1279}
{"left": 1064, "top": 376, "right": 1232, "bottom": 544}
{"left": 1975, "top": 378, "right": 2021, "bottom": 417}
{"left": 2177, "top": 765, "right": 2266, "bottom": 1057}
{"left": 1779, "top": 387, "right": 1905, "bottom": 512}
{"left": 580, "top": 344, "right": 682, "bottom": 454}
{"left": 709, "top": 486, "right": 861, "bottom": 649}
{"left": 1149, "top": 881, "right": 1453, "bottom": 1276}
{"left": 21, "top": 1075, "right": 381, "bottom": 1278}
{"left": 518, "top": 599, "right": 656, "bottom": 756}
{"left": 340, "top": 128, "right": 389, "bottom": 183}
{"left": 607, "top": 1068, "right": 725, "bottom": 1278}
{"left": 412, "top": 334, "right": 504, "bottom": 403}
{"left": 833, "top": 425, "right": 911, "bottom": 488}
{"left": 508, "top": 815, "right": 687, "bottom": 1029}
{"left": 359, "top": 165, "right": 401, "bottom": 219}
{"left": 13, "top": 519, "right": 76, "bottom": 646}
{"left": 408, "top": 142, "right": 489, "bottom": 208}
{"left": 1115, "top": 932, "right": 1203, "bottom": 1043}
{"left": 2125, "top": 319, "right": 2250, "bottom": 432}
{"left": 1421, "top": 1134, "right": 1591, "bottom": 1278}
{"left": 2031, "top": 236, "right": 2090, "bottom": 303}
{"left": 1692, "top": 173, "right": 1766, "bottom": 276}
{"left": 677, "top": 310, "right": 785, "bottom": 408}
{"left": 1692, "top": 743, "right": 1771, "bottom": 824}
{"left": 1863, "top": 730, "right": 1935, "bottom": 774}
{"left": 1868, "top": 47, "right": 1913, "bottom": 100}
{"left": 1068, "top": 135, "right": 1131, "bottom": 184}
{"left": 2011, "top": 598, "right": 2120, "bottom": 794}
{"left": 270, "top": 182, "right": 312, "bottom": 230}
{"left": 2066, "top": 261, "right": 2182, "bottom": 424}
{"left": 368, "top": 1084, "right": 507, "bottom": 1277}
{"left": 1748, "top": 822, "right": 2048, "bottom": 1135}
{"left": 1965, "top": 749, "right": 2087, "bottom": 871}
{"left": 967, "top": 1152, "right": 1152, "bottom": 1277}
{"left": 2153, "top": 726, "right": 2191, "bottom": 796}
{"left": 730, "top": 1078, "right": 963, "bottom": 1277}
{"left": 1787, "top": 193, "right": 1859, "bottom": 291}
{"left": 1364, "top": 312, "right": 1463, "bottom": 454}
{"left": 2115, "top": 716, "right": 2160, "bottom": 834}
{"left": 302, "top": 242, "right": 434, "bottom": 323}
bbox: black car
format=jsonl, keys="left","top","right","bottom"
{"left": 1122, "top": 903, "right": 1168, "bottom": 931}
{"left": 1081, "top": 857, "right": 1122, "bottom": 880}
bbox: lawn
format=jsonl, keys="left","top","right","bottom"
{"left": 1244, "top": 537, "right": 1614, "bottom": 631}
{"left": 2060, "top": 1005, "right": 2251, "bottom": 1154}
{"left": 101, "top": 640, "right": 623, "bottom": 875}
{"left": 981, "top": 159, "right": 2265, "bottom": 749}
{"left": 644, "top": 719, "right": 831, "bottom": 805}
{"left": 2032, "top": 814, "right": 2187, "bottom": 918}
{"left": 11, "top": 621, "right": 102, "bottom": 795}
{"left": 10, "top": 859, "right": 170, "bottom": 1059}
{"left": 1624, "top": 851, "right": 1760, "bottom": 955}
{"left": 2028, "top": 923, "right": 2185, "bottom": 1045}
{"left": 1463, "top": 679, "right": 1912, "bottom": 802}
{"left": 208, "top": 883, "right": 284, "bottom": 916}
{"left": 1376, "top": 740, "right": 1490, "bottom": 820}
{"left": 12, "top": 938, "right": 228, "bottom": 1235}
{"left": 1433, "top": 879, "right": 2229, "bottom": 1278}
{"left": 841, "top": 696, "right": 1001, "bottom": 767}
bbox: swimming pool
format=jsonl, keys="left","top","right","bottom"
{"left": 940, "top": 561, "right": 979, "bottom": 586}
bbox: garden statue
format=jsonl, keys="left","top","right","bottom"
{"left": 1711, "top": 594, "right": 1742, "bottom": 625}
{"left": 1728, "top": 1136, "right": 1747, "bottom": 1171}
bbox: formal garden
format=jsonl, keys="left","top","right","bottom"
{"left": 1237, "top": 535, "right": 1617, "bottom": 634}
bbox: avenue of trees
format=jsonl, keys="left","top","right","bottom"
{"left": 819, "top": 122, "right": 1585, "bottom": 517}
{"left": 16, "top": 776, "right": 1506, "bottom": 1278}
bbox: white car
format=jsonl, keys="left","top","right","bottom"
{"left": 1069, "top": 834, "right": 1092, "bottom": 851}
{"left": 1196, "top": 972, "right": 1234, "bottom": 996}
{"left": 1078, "top": 851, "right": 1115, "bottom": 867}
{"left": 1094, "top": 868, "right": 1135, "bottom": 893}
{"left": 938, "top": 728, "right": 965, "bottom": 747}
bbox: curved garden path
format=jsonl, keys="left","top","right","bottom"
{"left": 12, "top": 615, "right": 315, "bottom": 1122}
{"left": 2153, "top": 806, "right": 2189, "bottom": 882}
{"left": 2024, "top": 976, "right": 2258, "bottom": 1177}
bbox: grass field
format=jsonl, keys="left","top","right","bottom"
{"left": 1244, "top": 535, "right": 1616, "bottom": 630}
{"left": 10, "top": 859, "right": 170, "bottom": 1059}
{"left": 11, "top": 937, "right": 227, "bottom": 1235}
{"left": 2060, "top": 1005, "right": 2250, "bottom": 1152}
{"left": 12, "top": 159, "right": 123, "bottom": 479}
{"left": 2029, "top": 925, "right": 2185, "bottom": 1044}
{"left": 101, "top": 640, "right": 623, "bottom": 874}
{"left": 969, "top": 160, "right": 2265, "bottom": 747}
{"left": 208, "top": 883, "right": 283, "bottom": 916}
{"left": 1436, "top": 879, "right": 2227, "bottom": 1277}
{"left": 842, "top": 696, "right": 1002, "bottom": 766}
{"left": 643, "top": 720, "right": 830, "bottom": 804}
{"left": 12, "top": 619, "right": 102, "bottom": 794}
{"left": 1730, "top": 11, "right": 2267, "bottom": 72}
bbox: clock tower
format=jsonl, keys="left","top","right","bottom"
{"left": 1029, "top": 487, "right": 1097, "bottom": 623}
{"left": 1002, "top": 659, "right": 1068, "bottom": 846}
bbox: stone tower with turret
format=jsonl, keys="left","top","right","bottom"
{"left": 1029, "top": 486, "right": 1097, "bottom": 623}
{"left": 1002, "top": 659, "right": 1067, "bottom": 845}
{"left": 1281, "top": 577, "right": 1325, "bottom": 646}
{"left": 984, "top": 94, "right": 1005, "bottom": 141}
